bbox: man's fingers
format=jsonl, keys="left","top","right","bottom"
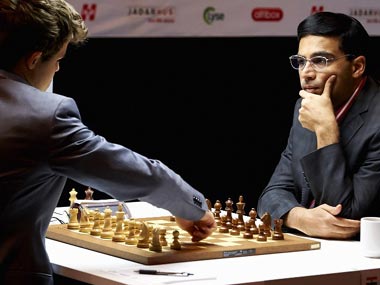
{"left": 299, "top": 90, "right": 308, "bottom": 99}
{"left": 322, "top": 74, "right": 336, "bottom": 98}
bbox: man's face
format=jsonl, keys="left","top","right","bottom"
{"left": 297, "top": 35, "right": 357, "bottom": 109}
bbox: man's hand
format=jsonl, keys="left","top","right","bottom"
{"left": 285, "top": 204, "right": 360, "bottom": 239}
{"left": 175, "top": 210, "right": 217, "bottom": 242}
{"left": 298, "top": 75, "right": 339, "bottom": 148}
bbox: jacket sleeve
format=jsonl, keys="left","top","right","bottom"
{"left": 48, "top": 97, "right": 208, "bottom": 221}
{"left": 301, "top": 131, "right": 380, "bottom": 219}
{"left": 257, "top": 99, "right": 303, "bottom": 221}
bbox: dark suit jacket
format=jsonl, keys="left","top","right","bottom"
{"left": 0, "top": 70, "right": 207, "bottom": 285}
{"left": 258, "top": 76, "right": 380, "bottom": 224}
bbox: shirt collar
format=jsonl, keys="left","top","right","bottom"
{"left": 335, "top": 76, "right": 367, "bottom": 124}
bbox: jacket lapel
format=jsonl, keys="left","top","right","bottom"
{"left": 339, "top": 77, "right": 376, "bottom": 146}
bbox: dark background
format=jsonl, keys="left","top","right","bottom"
{"left": 53, "top": 36, "right": 380, "bottom": 211}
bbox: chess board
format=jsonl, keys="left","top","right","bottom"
{"left": 46, "top": 216, "right": 321, "bottom": 265}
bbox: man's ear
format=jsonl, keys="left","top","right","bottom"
{"left": 25, "top": 51, "right": 43, "bottom": 70}
{"left": 352, "top": 55, "right": 366, "bottom": 78}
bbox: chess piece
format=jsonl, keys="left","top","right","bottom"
{"left": 125, "top": 219, "right": 138, "bottom": 245}
{"left": 111, "top": 215, "right": 117, "bottom": 229}
{"left": 79, "top": 207, "right": 92, "bottom": 234}
{"left": 170, "top": 230, "right": 181, "bottom": 250}
{"left": 87, "top": 209, "right": 95, "bottom": 227}
{"left": 137, "top": 222, "right": 150, "bottom": 248}
{"left": 225, "top": 198, "right": 233, "bottom": 229}
{"left": 112, "top": 219, "right": 126, "bottom": 242}
{"left": 84, "top": 187, "right": 94, "bottom": 200}
{"left": 229, "top": 218, "right": 240, "bottom": 236}
{"left": 273, "top": 219, "right": 284, "bottom": 240}
{"left": 99, "top": 211, "right": 105, "bottom": 226}
{"left": 147, "top": 223, "right": 154, "bottom": 239}
{"left": 213, "top": 200, "right": 222, "bottom": 226}
{"left": 243, "top": 221, "right": 253, "bottom": 239}
{"left": 149, "top": 227, "right": 162, "bottom": 252}
{"left": 101, "top": 207, "right": 114, "bottom": 239}
{"left": 218, "top": 215, "right": 229, "bottom": 233}
{"left": 249, "top": 208, "right": 259, "bottom": 235}
{"left": 67, "top": 207, "right": 80, "bottom": 230}
{"left": 159, "top": 228, "right": 167, "bottom": 246}
{"left": 261, "top": 212, "right": 272, "bottom": 238}
{"left": 236, "top": 195, "right": 245, "bottom": 232}
{"left": 90, "top": 210, "right": 102, "bottom": 236}
{"left": 69, "top": 188, "right": 78, "bottom": 208}
{"left": 257, "top": 224, "right": 267, "bottom": 241}
{"left": 134, "top": 221, "right": 142, "bottom": 236}
{"left": 115, "top": 203, "right": 125, "bottom": 222}
{"left": 112, "top": 204, "right": 126, "bottom": 242}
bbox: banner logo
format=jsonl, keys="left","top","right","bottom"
{"left": 81, "top": 4, "right": 97, "bottom": 21}
{"left": 203, "top": 7, "right": 225, "bottom": 25}
{"left": 311, "top": 6, "right": 324, "bottom": 14}
{"left": 251, "top": 8, "right": 283, "bottom": 22}
{"left": 127, "top": 6, "right": 175, "bottom": 23}
{"left": 350, "top": 8, "right": 380, "bottom": 24}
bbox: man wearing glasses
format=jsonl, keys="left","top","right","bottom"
{"left": 257, "top": 11, "right": 380, "bottom": 239}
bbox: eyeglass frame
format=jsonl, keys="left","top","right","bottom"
{"left": 288, "top": 54, "right": 355, "bottom": 71}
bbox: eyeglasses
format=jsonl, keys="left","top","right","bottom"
{"left": 289, "top": 54, "right": 354, "bottom": 71}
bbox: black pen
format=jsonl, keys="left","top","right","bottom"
{"left": 134, "top": 269, "right": 193, "bottom": 277}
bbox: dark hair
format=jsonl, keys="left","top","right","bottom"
{"left": 297, "top": 12, "right": 371, "bottom": 74}
{"left": 0, "top": 0, "right": 88, "bottom": 70}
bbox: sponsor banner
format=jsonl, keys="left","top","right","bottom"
{"left": 67, "top": 0, "right": 380, "bottom": 37}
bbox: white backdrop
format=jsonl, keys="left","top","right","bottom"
{"left": 67, "top": 0, "right": 380, "bottom": 37}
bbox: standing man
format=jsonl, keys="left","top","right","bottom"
{"left": 0, "top": 1, "right": 216, "bottom": 284}
{"left": 257, "top": 12, "right": 380, "bottom": 239}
